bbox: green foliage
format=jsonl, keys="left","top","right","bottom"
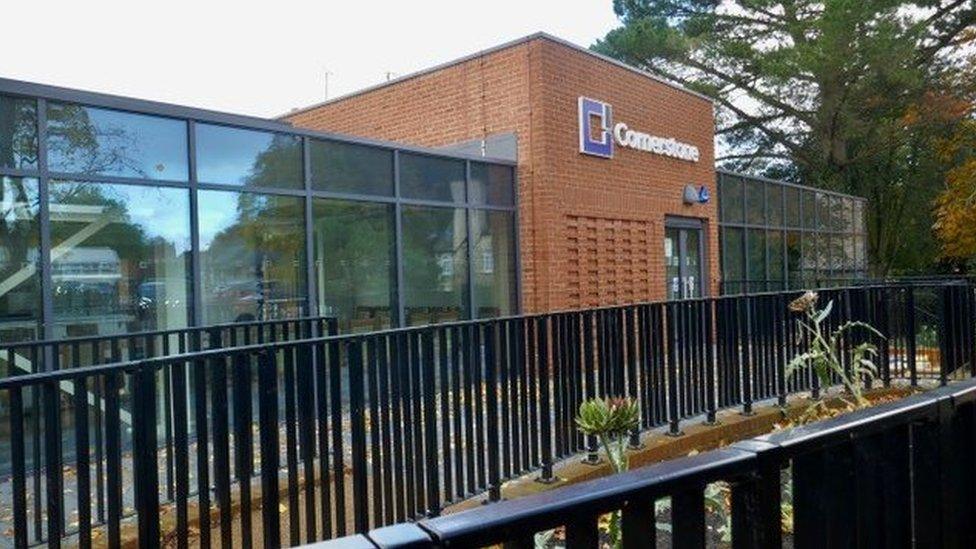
{"left": 786, "top": 291, "right": 884, "bottom": 411}
{"left": 575, "top": 397, "right": 640, "bottom": 548}
{"left": 596, "top": 0, "right": 976, "bottom": 275}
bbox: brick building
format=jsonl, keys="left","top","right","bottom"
{"left": 285, "top": 33, "right": 719, "bottom": 313}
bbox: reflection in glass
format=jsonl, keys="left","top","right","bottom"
{"left": 310, "top": 139, "right": 393, "bottom": 196}
{"left": 471, "top": 210, "right": 517, "bottom": 317}
{"left": 786, "top": 232, "right": 802, "bottom": 289}
{"left": 469, "top": 163, "right": 515, "bottom": 206}
{"left": 745, "top": 179, "right": 765, "bottom": 225}
{"left": 766, "top": 184, "right": 783, "bottom": 227}
{"left": 785, "top": 186, "right": 800, "bottom": 228}
{"left": 747, "top": 229, "right": 766, "bottom": 292}
{"left": 802, "top": 190, "right": 816, "bottom": 229}
{"left": 198, "top": 190, "right": 306, "bottom": 324}
{"left": 313, "top": 199, "right": 395, "bottom": 332}
{"left": 0, "top": 96, "right": 38, "bottom": 171}
{"left": 720, "top": 227, "right": 744, "bottom": 294}
{"left": 720, "top": 176, "right": 744, "bottom": 223}
{"left": 196, "top": 124, "right": 302, "bottom": 189}
{"left": 767, "top": 230, "right": 784, "bottom": 290}
{"left": 0, "top": 177, "right": 40, "bottom": 342}
{"left": 49, "top": 181, "right": 191, "bottom": 337}
{"left": 402, "top": 206, "right": 468, "bottom": 325}
{"left": 400, "top": 153, "right": 465, "bottom": 202}
{"left": 47, "top": 103, "right": 188, "bottom": 180}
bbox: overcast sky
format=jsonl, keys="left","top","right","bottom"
{"left": 2, "top": 1, "right": 620, "bottom": 118}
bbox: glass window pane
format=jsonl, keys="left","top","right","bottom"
{"left": 854, "top": 234, "right": 866, "bottom": 269}
{"left": 313, "top": 199, "right": 395, "bottom": 333}
{"left": 309, "top": 139, "right": 393, "bottom": 196}
{"left": 47, "top": 102, "right": 188, "bottom": 180}
{"left": 766, "top": 184, "right": 784, "bottom": 227}
{"left": 767, "top": 230, "right": 784, "bottom": 289}
{"left": 854, "top": 200, "right": 866, "bottom": 234}
{"left": 0, "top": 177, "right": 40, "bottom": 342}
{"left": 49, "top": 181, "right": 191, "bottom": 336}
{"left": 747, "top": 229, "right": 766, "bottom": 292}
{"left": 786, "top": 231, "right": 802, "bottom": 289}
{"left": 720, "top": 227, "right": 744, "bottom": 294}
{"left": 720, "top": 175, "right": 744, "bottom": 223}
{"left": 471, "top": 210, "right": 517, "bottom": 317}
{"left": 0, "top": 95, "right": 38, "bottom": 171}
{"left": 196, "top": 124, "right": 302, "bottom": 189}
{"left": 402, "top": 205, "right": 468, "bottom": 325}
{"left": 745, "top": 179, "right": 765, "bottom": 225}
{"left": 802, "top": 190, "right": 817, "bottom": 229}
{"left": 840, "top": 198, "right": 854, "bottom": 233}
{"left": 198, "top": 190, "right": 306, "bottom": 323}
{"left": 399, "top": 153, "right": 465, "bottom": 202}
{"left": 785, "top": 186, "right": 800, "bottom": 228}
{"left": 816, "top": 193, "right": 833, "bottom": 231}
{"left": 469, "top": 163, "right": 515, "bottom": 206}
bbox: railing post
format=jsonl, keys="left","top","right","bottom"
{"left": 906, "top": 285, "right": 918, "bottom": 386}
{"left": 582, "top": 311, "right": 600, "bottom": 464}
{"left": 42, "top": 378, "right": 63, "bottom": 548}
{"left": 348, "top": 338, "right": 370, "bottom": 533}
{"left": 672, "top": 487, "right": 706, "bottom": 547}
{"left": 484, "top": 323, "right": 502, "bottom": 502}
{"left": 730, "top": 442, "right": 781, "bottom": 549}
{"left": 132, "top": 364, "right": 159, "bottom": 549}
{"left": 666, "top": 303, "right": 682, "bottom": 436}
{"left": 741, "top": 297, "right": 755, "bottom": 415}
{"left": 258, "top": 351, "right": 281, "bottom": 549}
{"left": 536, "top": 316, "right": 556, "bottom": 483}
{"left": 704, "top": 300, "right": 720, "bottom": 423}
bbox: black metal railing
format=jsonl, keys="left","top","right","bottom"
{"left": 321, "top": 377, "right": 976, "bottom": 548}
{"left": 0, "top": 315, "right": 337, "bottom": 376}
{"left": 0, "top": 281, "right": 973, "bottom": 548}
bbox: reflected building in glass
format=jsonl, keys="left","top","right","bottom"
{"left": 0, "top": 79, "right": 518, "bottom": 341}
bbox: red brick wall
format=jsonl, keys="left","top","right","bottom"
{"left": 284, "top": 35, "right": 717, "bottom": 313}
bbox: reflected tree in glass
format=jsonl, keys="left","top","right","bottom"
{"left": 313, "top": 199, "right": 395, "bottom": 332}
{"left": 402, "top": 206, "right": 468, "bottom": 325}
{"left": 48, "top": 181, "right": 191, "bottom": 336}
{"left": 0, "top": 177, "right": 40, "bottom": 342}
{"left": 199, "top": 190, "right": 306, "bottom": 324}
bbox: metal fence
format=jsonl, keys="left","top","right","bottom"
{"left": 323, "top": 377, "right": 976, "bottom": 548}
{"left": 0, "top": 281, "right": 973, "bottom": 548}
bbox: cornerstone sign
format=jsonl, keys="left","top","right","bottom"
{"left": 578, "top": 96, "right": 700, "bottom": 162}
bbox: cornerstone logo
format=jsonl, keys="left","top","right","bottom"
{"left": 577, "top": 96, "right": 700, "bottom": 163}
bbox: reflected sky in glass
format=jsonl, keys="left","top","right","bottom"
{"left": 46, "top": 103, "right": 188, "bottom": 180}
{"left": 195, "top": 124, "right": 302, "bottom": 188}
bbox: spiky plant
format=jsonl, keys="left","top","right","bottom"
{"left": 576, "top": 397, "right": 640, "bottom": 548}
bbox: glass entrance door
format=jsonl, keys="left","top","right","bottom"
{"left": 665, "top": 220, "right": 705, "bottom": 300}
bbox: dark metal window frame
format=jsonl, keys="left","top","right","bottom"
{"left": 0, "top": 78, "right": 520, "bottom": 342}
{"left": 716, "top": 170, "right": 868, "bottom": 294}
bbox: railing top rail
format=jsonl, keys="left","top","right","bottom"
{"left": 401, "top": 379, "right": 976, "bottom": 548}
{"left": 0, "top": 314, "right": 335, "bottom": 351}
{"left": 420, "top": 447, "right": 755, "bottom": 547}
{"left": 0, "top": 279, "right": 969, "bottom": 391}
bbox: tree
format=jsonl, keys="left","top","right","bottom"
{"left": 595, "top": 0, "right": 976, "bottom": 274}
{"left": 933, "top": 119, "right": 976, "bottom": 265}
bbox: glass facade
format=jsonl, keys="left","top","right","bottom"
{"left": 718, "top": 172, "right": 868, "bottom": 294}
{"left": 0, "top": 87, "right": 518, "bottom": 341}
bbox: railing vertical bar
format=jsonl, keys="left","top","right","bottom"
{"left": 210, "top": 354, "right": 232, "bottom": 549}
{"left": 421, "top": 330, "right": 441, "bottom": 515}
{"left": 73, "top": 370, "right": 92, "bottom": 549}
{"left": 348, "top": 338, "right": 370, "bottom": 533}
{"left": 11, "top": 386, "right": 28, "bottom": 549}
{"left": 314, "top": 340, "right": 333, "bottom": 538}
{"left": 282, "top": 331, "right": 300, "bottom": 544}
{"left": 367, "top": 337, "right": 384, "bottom": 527}
{"left": 172, "top": 358, "right": 190, "bottom": 549}
{"left": 258, "top": 351, "right": 281, "bottom": 549}
{"left": 233, "top": 352, "right": 255, "bottom": 548}
{"left": 104, "top": 371, "right": 122, "bottom": 549}
{"left": 328, "top": 338, "right": 347, "bottom": 535}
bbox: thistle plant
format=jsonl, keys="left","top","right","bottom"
{"left": 576, "top": 397, "right": 640, "bottom": 548}
{"left": 787, "top": 291, "right": 885, "bottom": 414}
